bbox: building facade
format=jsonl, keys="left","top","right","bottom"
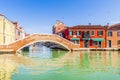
{"left": 107, "top": 23, "right": 120, "bottom": 48}
{"left": 12, "top": 22, "right": 25, "bottom": 40}
{"left": 57, "top": 25, "right": 107, "bottom": 48}
{"left": 0, "top": 14, "right": 16, "bottom": 45}
{"left": 53, "top": 21, "right": 120, "bottom": 49}
{"left": 0, "top": 14, "right": 26, "bottom": 45}
{"left": 52, "top": 20, "right": 66, "bottom": 34}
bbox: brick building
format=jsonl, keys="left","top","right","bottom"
{"left": 53, "top": 22, "right": 107, "bottom": 48}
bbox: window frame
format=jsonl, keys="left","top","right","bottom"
{"left": 76, "top": 30, "right": 81, "bottom": 36}
{"left": 108, "top": 31, "right": 112, "bottom": 36}
{"left": 91, "top": 30, "right": 94, "bottom": 36}
{"left": 98, "top": 30, "right": 103, "bottom": 36}
{"left": 70, "top": 40, "right": 80, "bottom": 44}
{"left": 117, "top": 31, "right": 120, "bottom": 36}
{"left": 69, "top": 30, "right": 73, "bottom": 36}
{"left": 118, "top": 40, "right": 120, "bottom": 45}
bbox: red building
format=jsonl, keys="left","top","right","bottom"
{"left": 53, "top": 22, "right": 107, "bottom": 48}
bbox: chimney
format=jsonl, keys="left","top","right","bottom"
{"left": 89, "top": 23, "right": 91, "bottom": 26}
{"left": 107, "top": 23, "right": 109, "bottom": 26}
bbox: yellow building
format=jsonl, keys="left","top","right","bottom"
{"left": 0, "top": 14, "right": 16, "bottom": 45}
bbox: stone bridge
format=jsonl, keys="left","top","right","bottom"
{"left": 0, "top": 34, "right": 80, "bottom": 52}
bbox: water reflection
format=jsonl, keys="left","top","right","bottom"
{"left": 0, "top": 53, "right": 36, "bottom": 80}
{"left": 29, "top": 46, "right": 52, "bottom": 58}
{"left": 0, "top": 54, "right": 17, "bottom": 80}
{"left": 14, "top": 50, "right": 120, "bottom": 80}
{"left": 1, "top": 47, "right": 120, "bottom": 80}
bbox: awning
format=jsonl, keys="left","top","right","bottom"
{"left": 70, "top": 38, "right": 80, "bottom": 40}
{"left": 92, "top": 38, "right": 104, "bottom": 42}
{"left": 82, "top": 38, "right": 90, "bottom": 40}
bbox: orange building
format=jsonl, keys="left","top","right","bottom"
{"left": 67, "top": 25, "right": 107, "bottom": 48}
{"left": 107, "top": 23, "right": 120, "bottom": 48}
{"left": 53, "top": 22, "right": 107, "bottom": 48}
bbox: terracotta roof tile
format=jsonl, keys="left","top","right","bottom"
{"left": 108, "top": 23, "right": 120, "bottom": 30}
{"left": 68, "top": 25, "right": 107, "bottom": 29}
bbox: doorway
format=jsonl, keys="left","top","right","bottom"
{"left": 108, "top": 40, "right": 111, "bottom": 48}
{"left": 84, "top": 40, "right": 89, "bottom": 48}
{"left": 98, "top": 42, "right": 102, "bottom": 48}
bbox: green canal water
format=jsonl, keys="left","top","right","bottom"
{"left": 1, "top": 46, "right": 120, "bottom": 80}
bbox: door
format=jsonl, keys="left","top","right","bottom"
{"left": 98, "top": 42, "right": 102, "bottom": 48}
{"left": 108, "top": 40, "right": 111, "bottom": 48}
{"left": 84, "top": 40, "right": 89, "bottom": 48}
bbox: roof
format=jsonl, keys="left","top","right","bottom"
{"left": 0, "top": 14, "right": 4, "bottom": 16}
{"left": 68, "top": 25, "right": 107, "bottom": 29}
{"left": 108, "top": 23, "right": 120, "bottom": 30}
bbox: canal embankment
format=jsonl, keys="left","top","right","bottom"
{"left": 72, "top": 48, "right": 119, "bottom": 51}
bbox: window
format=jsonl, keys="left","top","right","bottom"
{"left": 59, "top": 33, "right": 64, "bottom": 37}
{"left": 91, "top": 31, "right": 94, "bottom": 36}
{"left": 118, "top": 32, "right": 120, "bottom": 36}
{"left": 108, "top": 31, "right": 112, "bottom": 36}
{"left": 76, "top": 31, "right": 81, "bottom": 36}
{"left": 98, "top": 31, "right": 103, "bottom": 36}
{"left": 85, "top": 31, "right": 89, "bottom": 34}
{"left": 84, "top": 31, "right": 90, "bottom": 38}
{"left": 69, "top": 31, "right": 73, "bottom": 36}
{"left": 59, "top": 33, "right": 62, "bottom": 36}
{"left": 118, "top": 40, "right": 120, "bottom": 45}
{"left": 93, "top": 41, "right": 97, "bottom": 46}
{"left": 18, "top": 32, "right": 20, "bottom": 36}
{"left": 71, "top": 40, "right": 80, "bottom": 44}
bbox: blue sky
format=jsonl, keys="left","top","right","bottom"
{"left": 0, "top": 0, "right": 120, "bottom": 34}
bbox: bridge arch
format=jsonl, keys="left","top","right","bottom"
{"left": 8, "top": 34, "right": 79, "bottom": 52}
{"left": 16, "top": 40, "right": 71, "bottom": 52}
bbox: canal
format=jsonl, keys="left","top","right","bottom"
{"left": 0, "top": 46, "right": 120, "bottom": 80}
